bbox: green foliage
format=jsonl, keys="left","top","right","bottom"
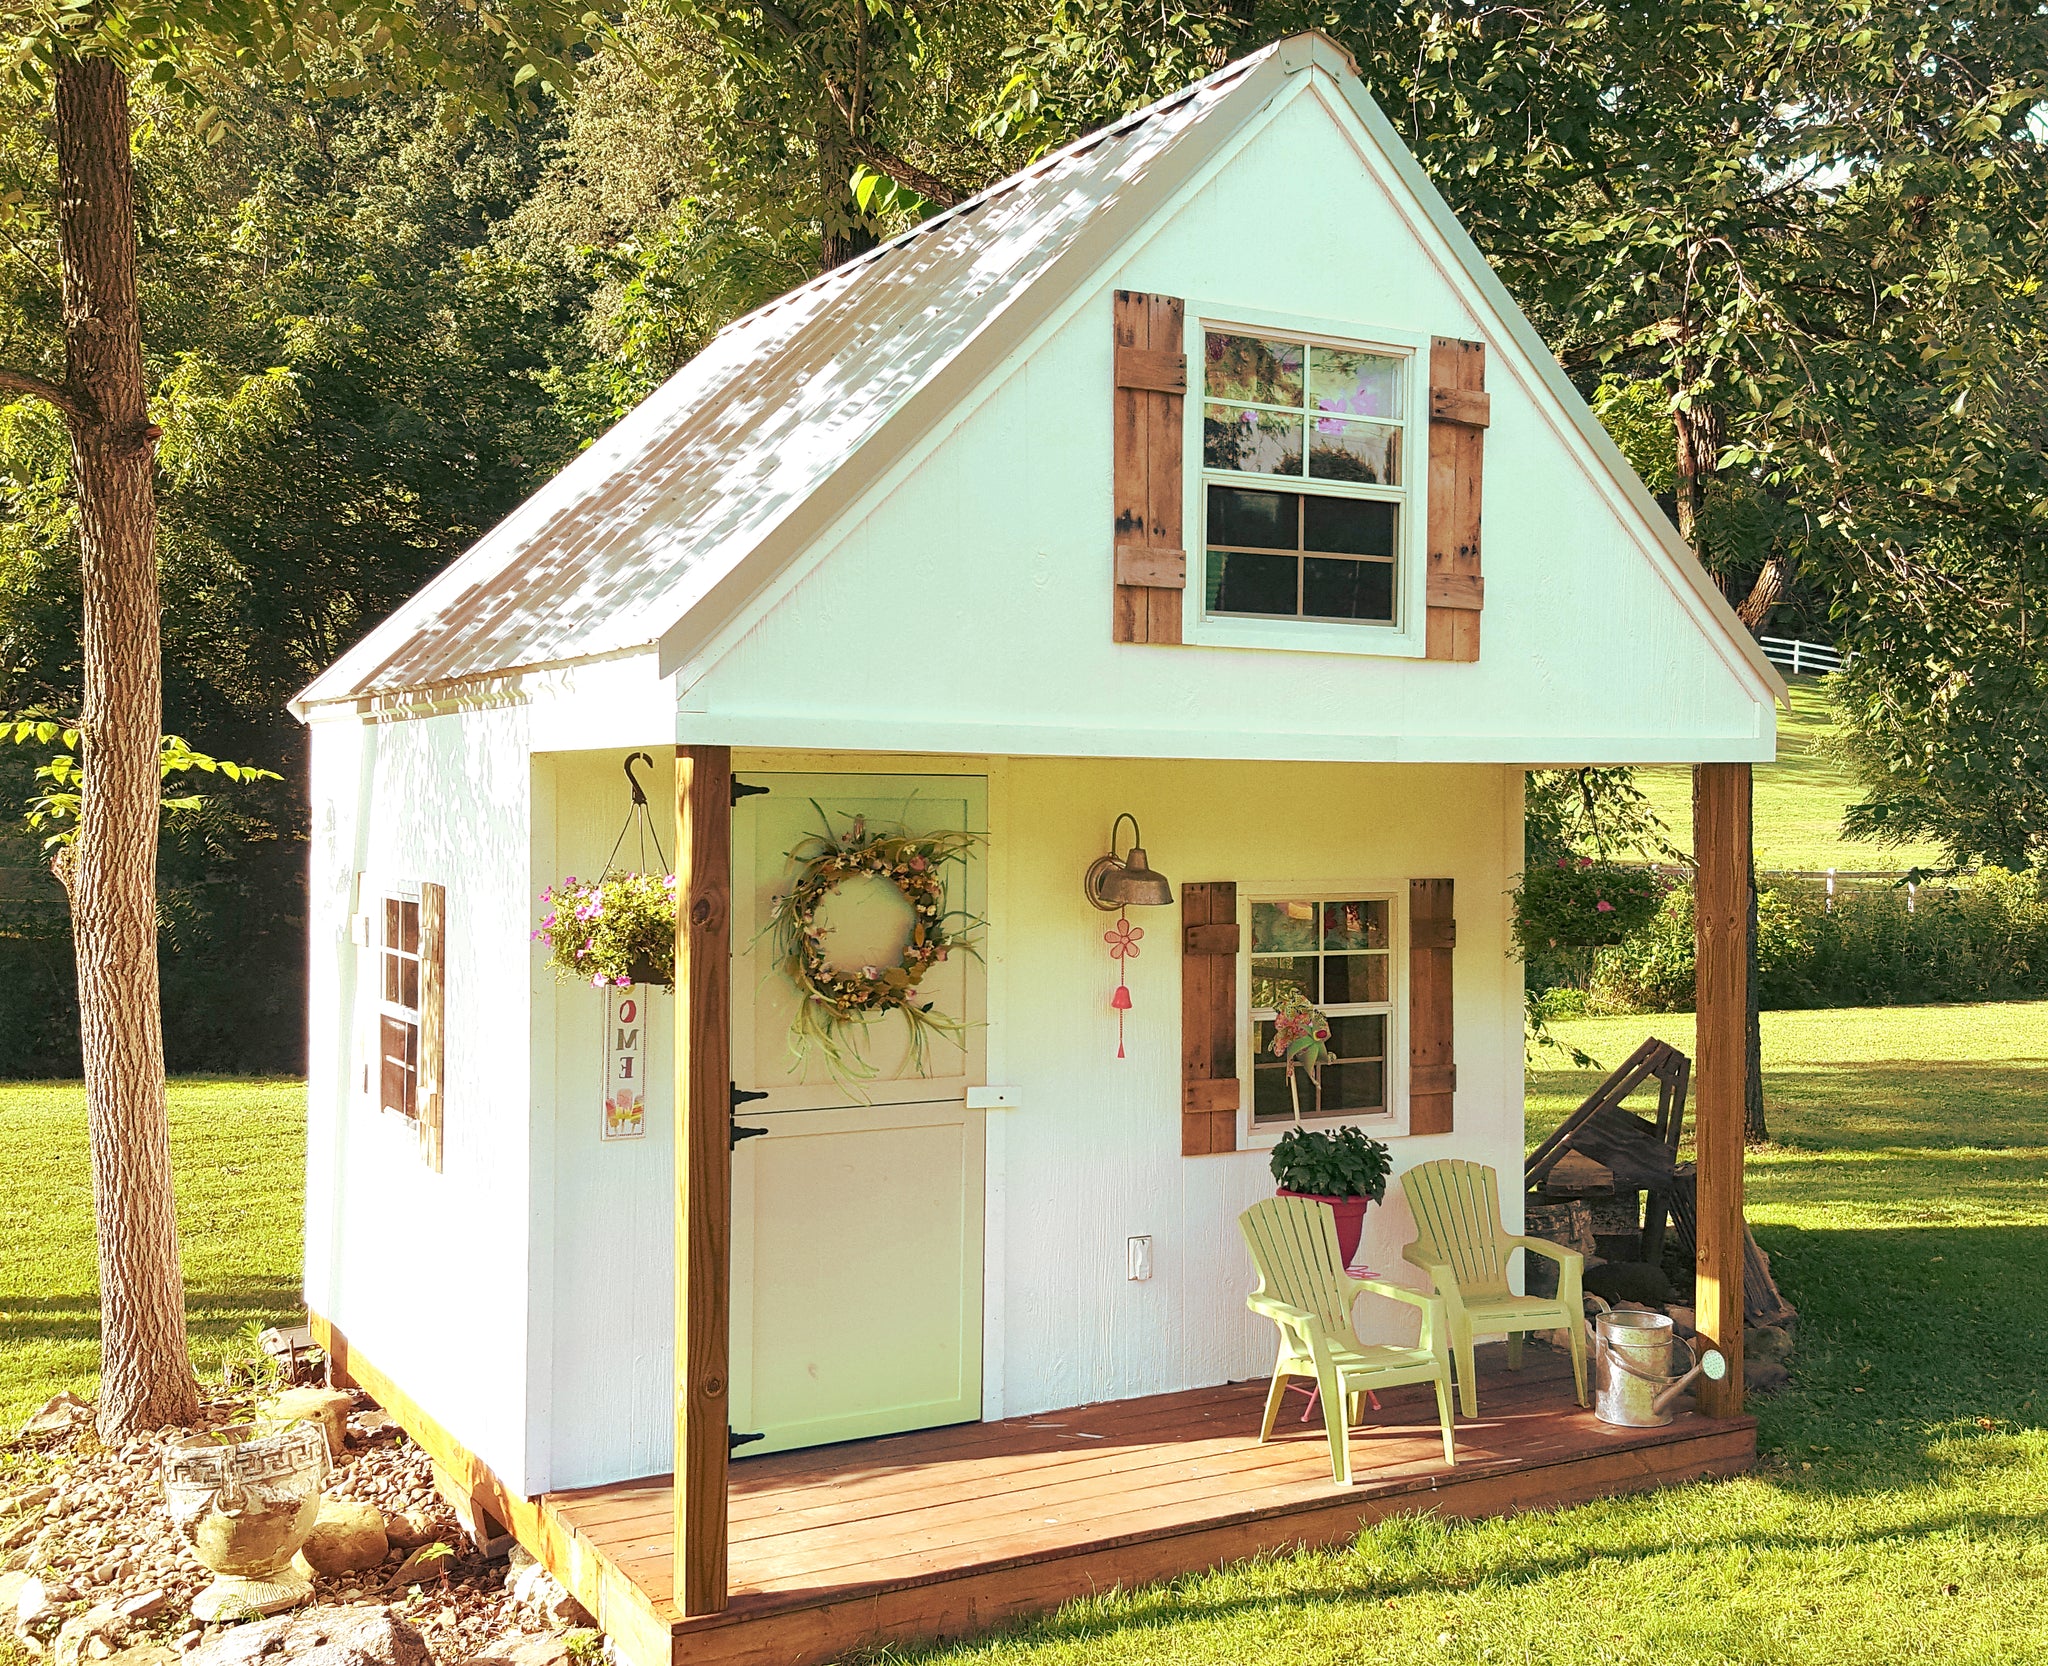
{"left": 3, "top": 716, "right": 279, "bottom": 850}
{"left": 1267, "top": 1123, "right": 1392, "bottom": 1203}
{"left": 1525, "top": 768, "right": 1684, "bottom": 865}
{"left": 534, "top": 870, "right": 678, "bottom": 990}
{"left": 1584, "top": 870, "right": 2048, "bottom": 1014}
{"left": 1589, "top": 376, "right": 1675, "bottom": 497}
{"left": 1512, "top": 855, "right": 1671, "bottom": 952}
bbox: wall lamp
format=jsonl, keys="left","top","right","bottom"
{"left": 1084, "top": 813, "right": 1175, "bottom": 911}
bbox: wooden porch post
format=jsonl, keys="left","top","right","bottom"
{"left": 674, "top": 745, "right": 733, "bottom": 1613}
{"left": 1692, "top": 762, "right": 1749, "bottom": 1417}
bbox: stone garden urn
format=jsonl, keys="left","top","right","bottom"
{"left": 163, "top": 1422, "right": 329, "bottom": 1621}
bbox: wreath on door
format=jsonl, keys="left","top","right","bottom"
{"left": 765, "top": 808, "right": 983, "bottom": 1083}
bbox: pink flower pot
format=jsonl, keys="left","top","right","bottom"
{"left": 1277, "top": 1189, "right": 1372, "bottom": 1269}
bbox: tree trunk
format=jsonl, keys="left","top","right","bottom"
{"left": 54, "top": 52, "right": 196, "bottom": 1438}
{"left": 1736, "top": 554, "right": 1795, "bottom": 633}
{"left": 817, "top": 120, "right": 875, "bottom": 272}
{"left": 1744, "top": 861, "right": 1768, "bottom": 1143}
{"left": 1671, "top": 395, "right": 1724, "bottom": 549}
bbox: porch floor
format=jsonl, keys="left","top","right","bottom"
{"left": 537, "top": 1348, "right": 1755, "bottom": 1666}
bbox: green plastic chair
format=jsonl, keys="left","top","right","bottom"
{"left": 1239, "top": 1195, "right": 1456, "bottom": 1482}
{"left": 1399, "top": 1158, "right": 1588, "bottom": 1417}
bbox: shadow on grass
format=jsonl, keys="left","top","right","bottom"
{"left": 0, "top": 1280, "right": 303, "bottom": 1348}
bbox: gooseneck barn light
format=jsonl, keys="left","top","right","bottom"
{"left": 1084, "top": 813, "right": 1175, "bottom": 911}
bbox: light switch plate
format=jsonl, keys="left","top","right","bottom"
{"left": 1128, "top": 1235, "right": 1153, "bottom": 1281}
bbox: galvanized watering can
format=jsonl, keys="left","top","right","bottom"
{"left": 1590, "top": 1309, "right": 1727, "bottom": 1427}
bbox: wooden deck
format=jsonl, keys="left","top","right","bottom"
{"left": 538, "top": 1349, "right": 1756, "bottom": 1666}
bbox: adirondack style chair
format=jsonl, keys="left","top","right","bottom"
{"left": 1239, "top": 1196, "right": 1456, "bottom": 1483}
{"left": 1400, "top": 1159, "right": 1588, "bottom": 1417}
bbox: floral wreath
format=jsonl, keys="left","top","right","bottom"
{"left": 766, "top": 807, "right": 983, "bottom": 1083}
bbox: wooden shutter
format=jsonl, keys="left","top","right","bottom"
{"left": 419, "top": 881, "right": 446, "bottom": 1172}
{"left": 1113, "top": 290, "right": 1187, "bottom": 645}
{"left": 1425, "top": 338, "right": 1488, "bottom": 662}
{"left": 1408, "top": 879, "right": 1455, "bottom": 1135}
{"left": 1181, "top": 881, "right": 1239, "bottom": 1155}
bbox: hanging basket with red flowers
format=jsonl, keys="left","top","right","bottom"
{"left": 1511, "top": 856, "right": 1671, "bottom": 951}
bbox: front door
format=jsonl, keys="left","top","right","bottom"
{"left": 728, "top": 773, "right": 986, "bottom": 1455}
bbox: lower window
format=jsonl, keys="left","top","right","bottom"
{"left": 378, "top": 895, "right": 422, "bottom": 1121}
{"left": 1249, "top": 895, "right": 1394, "bottom": 1124}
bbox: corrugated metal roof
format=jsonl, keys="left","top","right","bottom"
{"left": 296, "top": 46, "right": 1284, "bottom": 708}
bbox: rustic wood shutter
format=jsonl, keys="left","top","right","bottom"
{"left": 1181, "top": 881, "right": 1239, "bottom": 1155}
{"left": 1113, "top": 290, "right": 1187, "bottom": 645}
{"left": 1425, "top": 338, "right": 1488, "bottom": 662}
{"left": 419, "top": 881, "right": 446, "bottom": 1172}
{"left": 1408, "top": 878, "right": 1455, "bottom": 1135}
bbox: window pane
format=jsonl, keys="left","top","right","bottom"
{"left": 1206, "top": 550, "right": 1297, "bottom": 616}
{"left": 1322, "top": 1060, "right": 1386, "bottom": 1113}
{"left": 400, "top": 957, "right": 421, "bottom": 1011}
{"left": 384, "top": 899, "right": 402, "bottom": 950}
{"left": 1327, "top": 1012, "right": 1387, "bottom": 1060}
{"left": 1251, "top": 901, "right": 1321, "bottom": 952}
{"left": 1253, "top": 1065, "right": 1300, "bottom": 1122}
{"left": 1209, "top": 485, "right": 1296, "bottom": 550}
{"left": 1323, "top": 899, "right": 1389, "bottom": 951}
{"left": 395, "top": 900, "right": 420, "bottom": 955}
{"left": 1309, "top": 418, "right": 1400, "bottom": 484}
{"left": 1303, "top": 557, "right": 1395, "bottom": 623}
{"left": 1250, "top": 957, "right": 1318, "bottom": 1008}
{"left": 1304, "top": 495, "right": 1396, "bottom": 558}
{"left": 1324, "top": 952, "right": 1389, "bottom": 1004}
{"left": 1205, "top": 332, "right": 1304, "bottom": 406}
{"left": 1309, "top": 347, "right": 1402, "bottom": 420}
{"left": 1205, "top": 406, "right": 1303, "bottom": 475}
{"left": 382, "top": 951, "right": 402, "bottom": 1005}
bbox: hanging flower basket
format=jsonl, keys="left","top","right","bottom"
{"left": 535, "top": 871, "right": 679, "bottom": 990}
{"left": 1511, "top": 856, "right": 1670, "bottom": 950}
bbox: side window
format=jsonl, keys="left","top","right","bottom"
{"left": 1248, "top": 896, "right": 1395, "bottom": 1125}
{"left": 1201, "top": 330, "right": 1409, "bottom": 628}
{"left": 378, "top": 895, "right": 422, "bottom": 1122}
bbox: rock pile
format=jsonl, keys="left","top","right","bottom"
{"left": 0, "top": 1389, "right": 598, "bottom": 1666}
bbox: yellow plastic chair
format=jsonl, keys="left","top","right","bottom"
{"left": 1399, "top": 1158, "right": 1588, "bottom": 1417}
{"left": 1239, "top": 1195, "right": 1456, "bottom": 1483}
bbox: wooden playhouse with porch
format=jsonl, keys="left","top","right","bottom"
{"left": 292, "top": 33, "right": 1779, "bottom": 1666}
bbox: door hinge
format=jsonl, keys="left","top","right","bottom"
{"left": 731, "top": 777, "right": 769, "bottom": 807}
{"left": 729, "top": 1429, "right": 765, "bottom": 1452}
{"left": 731, "top": 1083, "right": 769, "bottom": 1149}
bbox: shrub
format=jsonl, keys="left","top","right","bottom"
{"left": 1268, "top": 1125, "right": 1394, "bottom": 1202}
{"left": 1579, "top": 868, "right": 2048, "bottom": 1013}
{"left": 1512, "top": 856, "right": 1673, "bottom": 951}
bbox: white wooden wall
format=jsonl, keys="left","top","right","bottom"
{"left": 304, "top": 706, "right": 537, "bottom": 1493}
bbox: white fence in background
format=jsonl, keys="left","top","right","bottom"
{"left": 1760, "top": 635, "right": 1845, "bottom": 676}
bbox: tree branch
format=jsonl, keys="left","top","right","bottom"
{"left": 849, "top": 140, "right": 966, "bottom": 209}
{"left": 0, "top": 365, "right": 83, "bottom": 425}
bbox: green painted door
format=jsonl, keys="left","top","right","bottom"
{"left": 728, "top": 773, "right": 986, "bottom": 1456}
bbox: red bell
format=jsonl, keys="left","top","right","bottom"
{"left": 1111, "top": 985, "right": 1132, "bottom": 1010}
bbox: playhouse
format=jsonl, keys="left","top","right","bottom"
{"left": 293, "top": 33, "right": 1779, "bottom": 1666}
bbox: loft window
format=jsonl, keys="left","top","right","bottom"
{"left": 378, "top": 895, "right": 422, "bottom": 1122}
{"left": 1249, "top": 897, "right": 1394, "bottom": 1124}
{"left": 1201, "top": 330, "right": 1407, "bottom": 626}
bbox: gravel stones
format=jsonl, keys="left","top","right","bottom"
{"left": 185, "top": 1605, "right": 429, "bottom": 1666}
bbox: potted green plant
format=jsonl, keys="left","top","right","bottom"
{"left": 1269, "top": 1124, "right": 1394, "bottom": 1269}
{"left": 534, "top": 871, "right": 679, "bottom": 989}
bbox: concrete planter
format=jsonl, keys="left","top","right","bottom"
{"left": 163, "top": 1422, "right": 329, "bottom": 1621}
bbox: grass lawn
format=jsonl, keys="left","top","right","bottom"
{"left": 0, "top": 1078, "right": 304, "bottom": 1431}
{"left": 7, "top": 1005, "right": 2048, "bottom": 1662}
{"left": 905, "top": 1000, "right": 2048, "bottom": 1665}
{"left": 1632, "top": 676, "right": 1945, "bottom": 874}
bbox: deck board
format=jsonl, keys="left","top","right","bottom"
{"left": 538, "top": 1350, "right": 1755, "bottom": 1666}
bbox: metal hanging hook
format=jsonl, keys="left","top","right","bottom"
{"left": 623, "top": 751, "right": 653, "bottom": 808}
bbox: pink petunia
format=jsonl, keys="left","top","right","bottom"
{"left": 1596, "top": 899, "right": 1615, "bottom": 913}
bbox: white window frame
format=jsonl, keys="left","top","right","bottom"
{"left": 355, "top": 872, "right": 423, "bottom": 1125}
{"left": 1182, "top": 305, "right": 1432, "bottom": 658}
{"left": 1238, "top": 880, "right": 1408, "bottom": 1148}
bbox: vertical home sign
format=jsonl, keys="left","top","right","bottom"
{"left": 602, "top": 986, "right": 648, "bottom": 1141}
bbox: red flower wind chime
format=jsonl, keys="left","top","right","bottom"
{"left": 1104, "top": 913, "right": 1143, "bottom": 1058}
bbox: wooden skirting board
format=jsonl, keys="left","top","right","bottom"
{"left": 313, "top": 1319, "right": 1755, "bottom": 1666}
